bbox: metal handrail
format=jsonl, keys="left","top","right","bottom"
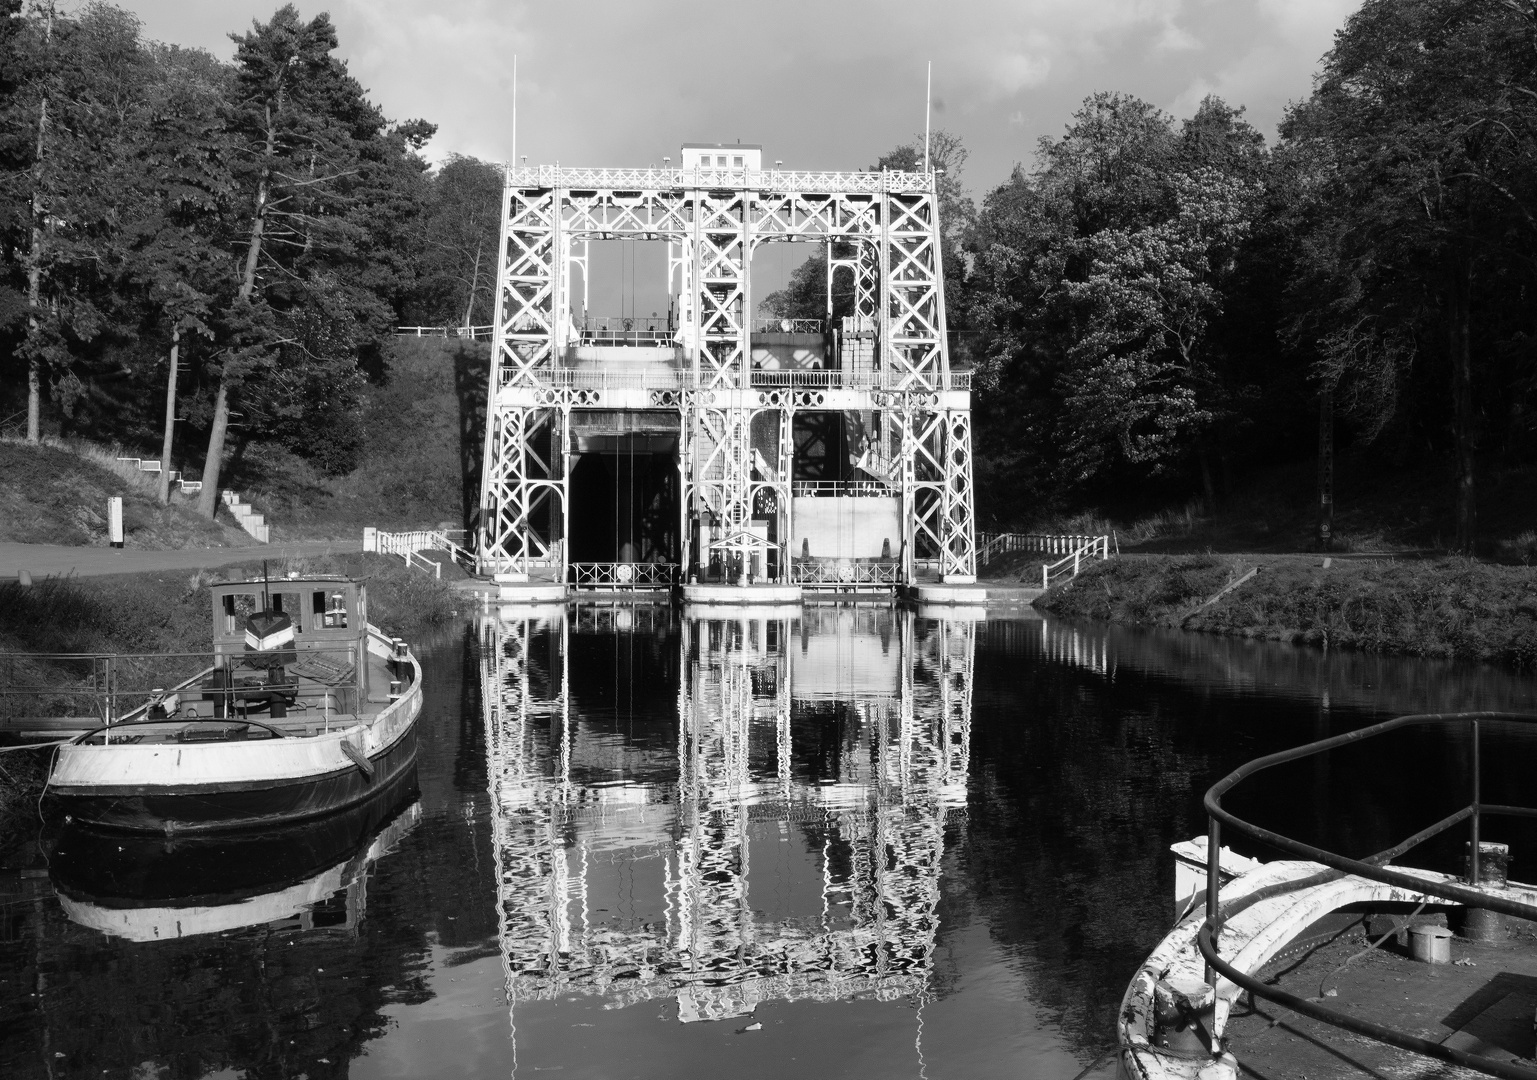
{"left": 72, "top": 715, "right": 291, "bottom": 744}
{"left": 570, "top": 562, "right": 678, "bottom": 587}
{"left": 506, "top": 165, "right": 936, "bottom": 195}
{"left": 1198, "top": 710, "right": 1537, "bottom": 1080}
{"left": 496, "top": 365, "right": 973, "bottom": 394}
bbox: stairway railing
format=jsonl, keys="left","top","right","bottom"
{"left": 365, "top": 528, "right": 477, "bottom": 576}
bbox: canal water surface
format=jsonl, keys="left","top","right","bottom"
{"left": 4, "top": 604, "right": 1537, "bottom": 1079}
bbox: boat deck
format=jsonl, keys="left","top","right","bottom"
{"left": 1223, "top": 911, "right": 1537, "bottom": 1079}
{"left": 74, "top": 648, "right": 403, "bottom": 744}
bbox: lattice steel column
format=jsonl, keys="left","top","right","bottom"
{"left": 481, "top": 406, "right": 567, "bottom": 579}
{"left": 940, "top": 410, "right": 976, "bottom": 580}
{"left": 881, "top": 189, "right": 943, "bottom": 390}
{"left": 480, "top": 174, "right": 571, "bottom": 577}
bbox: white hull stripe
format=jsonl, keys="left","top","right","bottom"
{"left": 51, "top": 676, "right": 421, "bottom": 792}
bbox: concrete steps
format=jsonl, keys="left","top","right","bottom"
{"left": 221, "top": 490, "right": 269, "bottom": 543}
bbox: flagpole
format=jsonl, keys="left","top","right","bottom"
{"left": 923, "top": 61, "right": 931, "bottom": 172}
{"left": 512, "top": 54, "right": 518, "bottom": 165}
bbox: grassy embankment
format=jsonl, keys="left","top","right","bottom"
{"left": 0, "top": 337, "right": 487, "bottom": 548}
{"left": 1037, "top": 554, "right": 1537, "bottom": 669}
{"left": 0, "top": 438, "right": 250, "bottom": 548}
{"left": 0, "top": 553, "right": 459, "bottom": 840}
{"left": 229, "top": 337, "right": 486, "bottom": 539}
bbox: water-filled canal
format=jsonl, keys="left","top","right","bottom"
{"left": 4, "top": 603, "right": 1537, "bottom": 1079}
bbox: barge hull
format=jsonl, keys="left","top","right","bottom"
{"left": 51, "top": 723, "right": 419, "bottom": 835}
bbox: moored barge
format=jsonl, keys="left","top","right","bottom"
{"left": 46, "top": 574, "right": 422, "bottom": 834}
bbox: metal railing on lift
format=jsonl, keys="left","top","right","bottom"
{"left": 1199, "top": 711, "right": 1537, "bottom": 1080}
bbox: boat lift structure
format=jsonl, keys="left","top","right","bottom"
{"left": 475, "top": 152, "right": 976, "bottom": 596}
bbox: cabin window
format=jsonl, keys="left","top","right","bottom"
{"left": 732, "top": 155, "right": 743, "bottom": 168}
{"left": 321, "top": 590, "right": 349, "bottom": 629}
{"left": 272, "top": 592, "right": 302, "bottom": 633}
{"left": 222, "top": 593, "right": 259, "bottom": 635}
{"left": 716, "top": 155, "right": 727, "bottom": 167}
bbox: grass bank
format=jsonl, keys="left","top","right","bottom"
{"left": 0, "top": 438, "right": 247, "bottom": 548}
{"left": 0, "top": 554, "right": 460, "bottom": 838}
{"left": 1037, "top": 554, "right": 1537, "bottom": 669}
{"left": 230, "top": 337, "right": 486, "bottom": 539}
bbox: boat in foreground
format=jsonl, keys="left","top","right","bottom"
{"left": 47, "top": 574, "right": 422, "bottom": 834}
{"left": 1119, "top": 710, "right": 1537, "bottom": 1080}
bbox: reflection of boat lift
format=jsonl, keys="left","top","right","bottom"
{"left": 479, "top": 603, "right": 975, "bottom": 1027}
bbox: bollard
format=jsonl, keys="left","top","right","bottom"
{"left": 1410, "top": 925, "right": 1453, "bottom": 964}
{"left": 1153, "top": 975, "right": 1217, "bottom": 1056}
{"left": 1467, "top": 841, "right": 1511, "bottom": 887}
{"left": 108, "top": 496, "right": 124, "bottom": 548}
{"left": 1463, "top": 841, "right": 1511, "bottom": 941}
{"left": 16, "top": 569, "right": 31, "bottom": 588}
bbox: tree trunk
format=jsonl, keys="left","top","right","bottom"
{"left": 157, "top": 326, "right": 179, "bottom": 505}
{"left": 1450, "top": 259, "right": 1475, "bottom": 554}
{"left": 199, "top": 102, "right": 276, "bottom": 520}
{"left": 197, "top": 381, "right": 230, "bottom": 519}
{"left": 462, "top": 240, "right": 482, "bottom": 329}
{"left": 1197, "top": 439, "right": 1217, "bottom": 508}
{"left": 25, "top": 68, "right": 50, "bottom": 445}
{"left": 1317, "top": 389, "right": 1334, "bottom": 551}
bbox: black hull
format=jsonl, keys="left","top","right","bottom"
{"left": 49, "top": 724, "right": 419, "bottom": 835}
{"left": 50, "top": 765, "right": 421, "bottom": 909}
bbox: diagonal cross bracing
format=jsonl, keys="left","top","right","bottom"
{"left": 478, "top": 163, "right": 976, "bottom": 583}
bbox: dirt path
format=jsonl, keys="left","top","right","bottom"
{"left": 0, "top": 540, "right": 362, "bottom": 579}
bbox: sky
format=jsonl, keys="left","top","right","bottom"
{"left": 122, "top": 0, "right": 1360, "bottom": 315}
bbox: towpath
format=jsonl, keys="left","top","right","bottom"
{"left": 0, "top": 540, "right": 362, "bottom": 580}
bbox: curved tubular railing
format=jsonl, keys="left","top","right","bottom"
{"left": 1198, "top": 710, "right": 1537, "bottom": 1080}
{"left": 72, "top": 716, "right": 291, "bottom": 744}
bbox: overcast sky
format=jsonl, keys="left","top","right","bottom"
{"left": 122, "top": 0, "right": 1359, "bottom": 315}
{"left": 128, "top": 0, "right": 1357, "bottom": 192}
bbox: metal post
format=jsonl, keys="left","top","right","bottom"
{"left": 1470, "top": 720, "right": 1482, "bottom": 886}
{"left": 1205, "top": 815, "right": 1222, "bottom": 986}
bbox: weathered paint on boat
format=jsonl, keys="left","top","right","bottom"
{"left": 46, "top": 626, "right": 422, "bottom": 834}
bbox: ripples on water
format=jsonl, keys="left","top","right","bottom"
{"left": 3, "top": 605, "right": 1537, "bottom": 1079}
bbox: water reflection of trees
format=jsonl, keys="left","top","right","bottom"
{"left": 480, "top": 604, "right": 975, "bottom": 1024}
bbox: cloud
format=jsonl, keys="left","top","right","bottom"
{"left": 125, "top": 0, "right": 1358, "bottom": 190}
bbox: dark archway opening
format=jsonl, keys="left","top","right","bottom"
{"left": 568, "top": 435, "right": 679, "bottom": 563}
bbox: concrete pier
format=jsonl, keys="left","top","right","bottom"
{"left": 680, "top": 582, "right": 803, "bottom": 605}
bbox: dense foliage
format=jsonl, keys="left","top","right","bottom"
{"left": 0, "top": 2, "right": 500, "bottom": 504}
{"left": 962, "top": 1, "right": 1537, "bottom": 545}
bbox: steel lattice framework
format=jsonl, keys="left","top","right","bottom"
{"left": 477, "top": 166, "right": 976, "bottom": 584}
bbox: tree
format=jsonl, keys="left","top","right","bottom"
{"left": 4, "top": 3, "right": 170, "bottom": 445}
{"left": 406, "top": 155, "right": 503, "bottom": 328}
{"left": 1281, "top": 0, "right": 1537, "bottom": 552}
{"left": 1057, "top": 168, "right": 1257, "bottom": 489}
{"left": 197, "top": 4, "right": 434, "bottom": 516}
{"left": 965, "top": 92, "right": 1269, "bottom": 518}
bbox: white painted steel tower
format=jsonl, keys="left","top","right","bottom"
{"left": 476, "top": 153, "right": 976, "bottom": 590}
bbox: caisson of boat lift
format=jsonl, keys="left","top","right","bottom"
{"left": 475, "top": 144, "right": 979, "bottom": 606}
